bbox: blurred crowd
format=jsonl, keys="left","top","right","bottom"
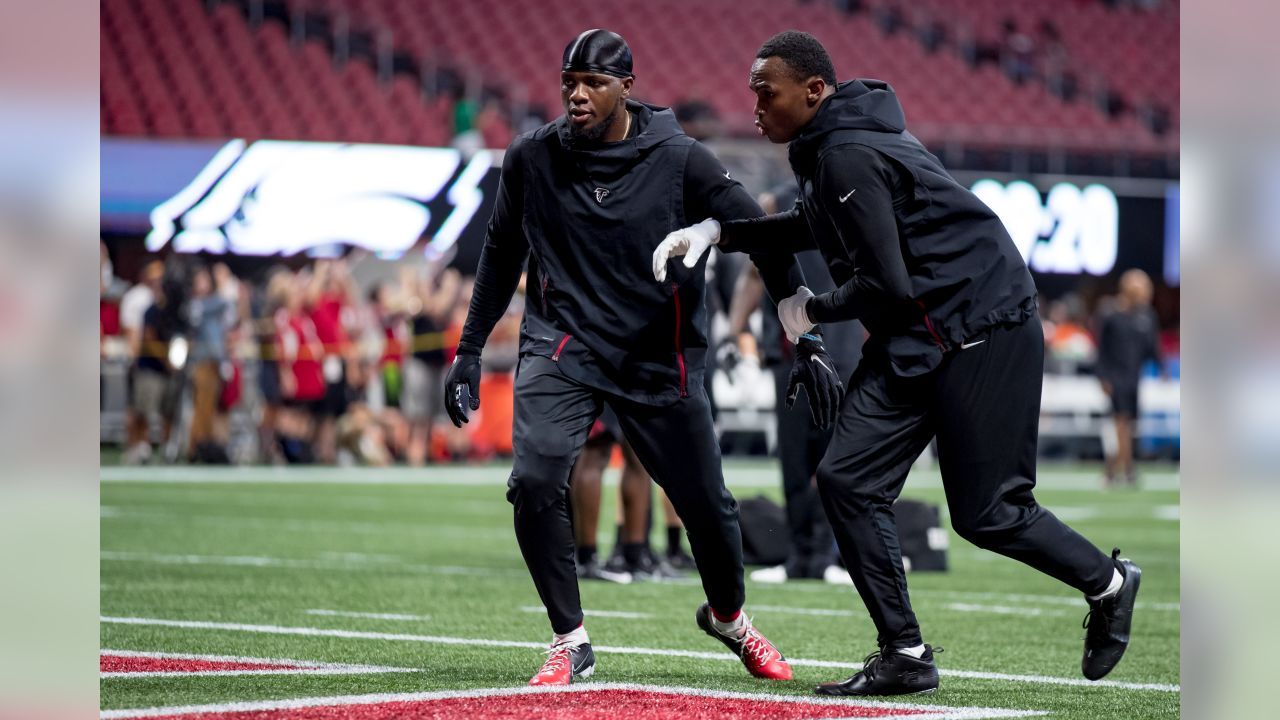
{"left": 100, "top": 246, "right": 524, "bottom": 466}
{"left": 101, "top": 241, "right": 1178, "bottom": 468}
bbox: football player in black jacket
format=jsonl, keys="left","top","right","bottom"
{"left": 654, "top": 30, "right": 1141, "bottom": 696}
{"left": 444, "top": 29, "right": 838, "bottom": 687}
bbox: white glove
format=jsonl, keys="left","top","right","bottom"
{"left": 652, "top": 219, "right": 720, "bottom": 282}
{"left": 778, "top": 286, "right": 816, "bottom": 343}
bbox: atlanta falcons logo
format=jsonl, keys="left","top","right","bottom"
{"left": 593, "top": 187, "right": 610, "bottom": 204}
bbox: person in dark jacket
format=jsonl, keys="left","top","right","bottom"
{"left": 729, "top": 183, "right": 865, "bottom": 587}
{"left": 654, "top": 30, "right": 1141, "bottom": 696}
{"left": 1095, "top": 269, "right": 1161, "bottom": 487}
{"left": 443, "top": 29, "right": 836, "bottom": 687}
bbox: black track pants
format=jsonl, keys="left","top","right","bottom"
{"left": 815, "top": 317, "right": 1115, "bottom": 649}
{"left": 506, "top": 355, "right": 745, "bottom": 634}
{"left": 773, "top": 364, "right": 837, "bottom": 579}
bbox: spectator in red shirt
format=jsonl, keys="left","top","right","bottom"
{"left": 275, "top": 271, "right": 326, "bottom": 463}
{"left": 306, "top": 259, "right": 358, "bottom": 463}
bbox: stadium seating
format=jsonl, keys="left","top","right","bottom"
{"left": 101, "top": 0, "right": 1176, "bottom": 155}
{"left": 101, "top": 0, "right": 451, "bottom": 146}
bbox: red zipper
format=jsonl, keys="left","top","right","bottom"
{"left": 671, "top": 283, "right": 688, "bottom": 397}
{"left": 916, "top": 299, "right": 948, "bottom": 351}
{"left": 551, "top": 333, "right": 572, "bottom": 361}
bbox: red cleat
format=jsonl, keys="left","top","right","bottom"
{"left": 527, "top": 641, "right": 596, "bottom": 686}
{"left": 696, "top": 603, "right": 793, "bottom": 681}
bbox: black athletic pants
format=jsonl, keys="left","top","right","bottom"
{"left": 507, "top": 355, "right": 745, "bottom": 634}
{"left": 772, "top": 364, "right": 838, "bottom": 579}
{"left": 816, "top": 316, "right": 1115, "bottom": 649}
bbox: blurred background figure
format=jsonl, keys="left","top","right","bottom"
{"left": 273, "top": 269, "right": 326, "bottom": 464}
{"left": 118, "top": 259, "right": 166, "bottom": 464}
{"left": 1043, "top": 293, "right": 1097, "bottom": 375}
{"left": 403, "top": 263, "right": 461, "bottom": 466}
{"left": 305, "top": 259, "right": 357, "bottom": 464}
{"left": 731, "top": 186, "right": 864, "bottom": 586}
{"left": 185, "top": 264, "right": 230, "bottom": 462}
{"left": 1096, "top": 269, "right": 1161, "bottom": 487}
{"left": 569, "top": 417, "right": 638, "bottom": 585}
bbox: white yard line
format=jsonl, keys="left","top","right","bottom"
{"left": 100, "top": 616, "right": 1180, "bottom": 693}
{"left": 99, "top": 682, "right": 1046, "bottom": 719}
{"left": 98, "top": 648, "right": 415, "bottom": 679}
{"left": 942, "top": 603, "right": 1069, "bottom": 617}
{"left": 927, "top": 590, "right": 1180, "bottom": 613}
{"left": 102, "top": 550, "right": 1179, "bottom": 612}
{"left": 306, "top": 609, "right": 432, "bottom": 622}
{"left": 101, "top": 550, "right": 525, "bottom": 579}
{"left": 102, "top": 668, "right": 412, "bottom": 679}
{"left": 519, "top": 606, "right": 652, "bottom": 620}
{"left": 102, "top": 649, "right": 352, "bottom": 667}
{"left": 754, "top": 583, "right": 1180, "bottom": 612}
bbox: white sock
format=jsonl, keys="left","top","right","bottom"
{"left": 710, "top": 610, "right": 747, "bottom": 637}
{"left": 897, "top": 644, "right": 926, "bottom": 659}
{"left": 553, "top": 625, "right": 589, "bottom": 647}
{"left": 1087, "top": 568, "right": 1124, "bottom": 602}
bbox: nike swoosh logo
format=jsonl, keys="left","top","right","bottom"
{"left": 839, "top": 189, "right": 857, "bottom": 202}
{"left": 812, "top": 356, "right": 833, "bottom": 374}
{"left": 960, "top": 339, "right": 986, "bottom": 350}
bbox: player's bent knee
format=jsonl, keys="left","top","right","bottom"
{"left": 815, "top": 460, "right": 879, "bottom": 510}
{"left": 949, "top": 511, "right": 1025, "bottom": 550}
{"left": 507, "top": 443, "right": 577, "bottom": 511}
{"left": 814, "top": 459, "right": 845, "bottom": 494}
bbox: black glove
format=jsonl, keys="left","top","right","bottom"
{"left": 715, "top": 337, "right": 743, "bottom": 376}
{"left": 443, "top": 351, "right": 482, "bottom": 427}
{"left": 786, "top": 334, "right": 844, "bottom": 429}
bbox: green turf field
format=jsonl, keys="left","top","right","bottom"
{"left": 100, "top": 460, "right": 1179, "bottom": 718}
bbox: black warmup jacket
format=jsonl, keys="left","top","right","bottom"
{"left": 1096, "top": 305, "right": 1160, "bottom": 389}
{"left": 721, "top": 80, "right": 1037, "bottom": 376}
{"left": 459, "top": 100, "right": 805, "bottom": 404}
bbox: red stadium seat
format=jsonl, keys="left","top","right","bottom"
{"left": 101, "top": 0, "right": 1174, "bottom": 154}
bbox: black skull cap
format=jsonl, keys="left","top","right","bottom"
{"left": 562, "top": 29, "right": 634, "bottom": 79}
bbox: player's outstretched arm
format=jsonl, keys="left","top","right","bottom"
{"left": 652, "top": 218, "right": 720, "bottom": 282}
{"left": 444, "top": 139, "right": 530, "bottom": 426}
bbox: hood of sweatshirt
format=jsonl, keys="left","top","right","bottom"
{"left": 788, "top": 78, "right": 906, "bottom": 176}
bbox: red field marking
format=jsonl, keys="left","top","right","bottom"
{"left": 102, "top": 684, "right": 1044, "bottom": 720}
{"left": 101, "top": 656, "right": 309, "bottom": 674}
{"left": 128, "top": 691, "right": 926, "bottom": 719}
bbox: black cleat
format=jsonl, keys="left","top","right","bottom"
{"left": 576, "top": 558, "right": 632, "bottom": 584}
{"left": 666, "top": 547, "right": 698, "bottom": 572}
{"left": 603, "top": 547, "right": 630, "bottom": 575}
{"left": 1082, "top": 548, "right": 1142, "bottom": 680}
{"left": 815, "top": 646, "right": 942, "bottom": 696}
{"left": 629, "top": 548, "right": 685, "bottom": 581}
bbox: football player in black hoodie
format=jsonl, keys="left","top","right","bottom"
{"left": 654, "top": 30, "right": 1141, "bottom": 696}
{"left": 444, "top": 29, "right": 839, "bottom": 687}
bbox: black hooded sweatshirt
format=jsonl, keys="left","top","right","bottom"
{"left": 459, "top": 100, "right": 805, "bottom": 404}
{"left": 720, "top": 80, "right": 1037, "bottom": 377}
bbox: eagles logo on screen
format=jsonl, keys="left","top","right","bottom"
{"left": 146, "top": 140, "right": 493, "bottom": 260}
